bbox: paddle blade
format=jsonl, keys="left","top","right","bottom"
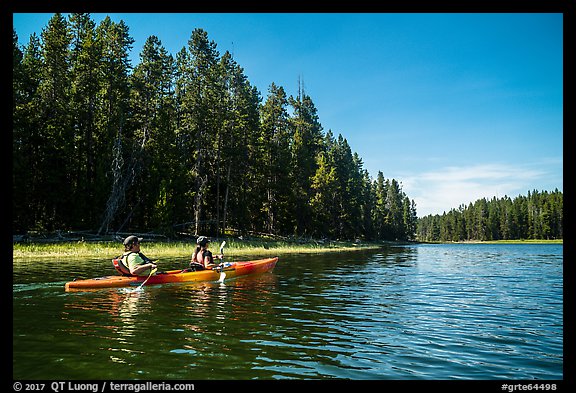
{"left": 219, "top": 240, "right": 226, "bottom": 254}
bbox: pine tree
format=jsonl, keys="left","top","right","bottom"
{"left": 96, "top": 16, "right": 135, "bottom": 234}
{"left": 68, "top": 13, "right": 102, "bottom": 227}
{"left": 260, "top": 83, "right": 293, "bottom": 235}
{"left": 360, "top": 169, "right": 376, "bottom": 240}
{"left": 35, "top": 13, "right": 73, "bottom": 230}
{"left": 215, "top": 51, "right": 261, "bottom": 236}
{"left": 13, "top": 29, "right": 43, "bottom": 232}
{"left": 385, "top": 179, "right": 404, "bottom": 240}
{"left": 176, "top": 28, "right": 220, "bottom": 235}
{"left": 403, "top": 197, "right": 417, "bottom": 240}
{"left": 288, "top": 82, "right": 323, "bottom": 236}
{"left": 129, "top": 35, "right": 176, "bottom": 230}
{"left": 373, "top": 171, "right": 388, "bottom": 239}
{"left": 310, "top": 149, "right": 339, "bottom": 237}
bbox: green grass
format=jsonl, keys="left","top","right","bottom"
{"left": 12, "top": 238, "right": 386, "bottom": 260}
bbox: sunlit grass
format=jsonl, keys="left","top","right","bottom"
{"left": 12, "top": 238, "right": 385, "bottom": 260}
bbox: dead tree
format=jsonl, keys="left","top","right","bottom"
{"left": 98, "top": 125, "right": 148, "bottom": 235}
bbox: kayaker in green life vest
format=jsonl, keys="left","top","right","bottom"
{"left": 121, "top": 235, "right": 157, "bottom": 276}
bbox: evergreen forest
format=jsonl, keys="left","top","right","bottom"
{"left": 417, "top": 189, "right": 563, "bottom": 242}
{"left": 13, "top": 13, "right": 418, "bottom": 241}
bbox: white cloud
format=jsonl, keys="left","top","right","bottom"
{"left": 401, "top": 163, "right": 560, "bottom": 217}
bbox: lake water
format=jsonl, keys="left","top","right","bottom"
{"left": 13, "top": 243, "right": 563, "bottom": 381}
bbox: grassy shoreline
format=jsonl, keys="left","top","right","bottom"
{"left": 12, "top": 238, "right": 561, "bottom": 260}
{"left": 12, "top": 239, "right": 389, "bottom": 260}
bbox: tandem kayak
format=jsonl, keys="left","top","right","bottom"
{"left": 64, "top": 257, "right": 278, "bottom": 291}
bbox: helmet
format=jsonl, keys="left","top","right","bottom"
{"left": 123, "top": 235, "right": 142, "bottom": 247}
{"left": 196, "top": 236, "right": 210, "bottom": 246}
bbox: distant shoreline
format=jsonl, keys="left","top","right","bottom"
{"left": 421, "top": 239, "right": 563, "bottom": 245}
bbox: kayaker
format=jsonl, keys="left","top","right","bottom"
{"left": 190, "top": 236, "right": 223, "bottom": 270}
{"left": 121, "top": 235, "right": 157, "bottom": 276}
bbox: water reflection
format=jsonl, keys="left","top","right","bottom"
{"left": 234, "top": 249, "right": 418, "bottom": 378}
{"left": 14, "top": 245, "right": 563, "bottom": 380}
{"left": 54, "top": 272, "right": 281, "bottom": 377}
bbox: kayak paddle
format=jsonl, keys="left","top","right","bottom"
{"left": 133, "top": 266, "right": 157, "bottom": 291}
{"left": 218, "top": 240, "right": 227, "bottom": 282}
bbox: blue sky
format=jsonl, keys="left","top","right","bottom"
{"left": 12, "top": 13, "right": 563, "bottom": 217}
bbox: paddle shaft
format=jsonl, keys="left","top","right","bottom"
{"left": 134, "top": 266, "right": 157, "bottom": 290}
{"left": 217, "top": 241, "right": 227, "bottom": 282}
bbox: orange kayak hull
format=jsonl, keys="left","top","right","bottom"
{"left": 64, "top": 257, "right": 278, "bottom": 291}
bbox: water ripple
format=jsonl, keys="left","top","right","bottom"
{"left": 13, "top": 244, "right": 562, "bottom": 380}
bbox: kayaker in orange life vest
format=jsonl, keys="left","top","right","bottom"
{"left": 121, "top": 235, "right": 157, "bottom": 276}
{"left": 189, "top": 236, "right": 223, "bottom": 270}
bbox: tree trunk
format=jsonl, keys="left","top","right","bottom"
{"left": 222, "top": 162, "right": 231, "bottom": 234}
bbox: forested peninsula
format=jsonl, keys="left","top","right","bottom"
{"left": 13, "top": 13, "right": 417, "bottom": 242}
{"left": 417, "top": 189, "right": 563, "bottom": 242}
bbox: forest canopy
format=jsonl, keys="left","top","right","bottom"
{"left": 417, "top": 189, "right": 563, "bottom": 242}
{"left": 13, "top": 13, "right": 418, "bottom": 241}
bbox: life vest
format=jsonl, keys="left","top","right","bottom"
{"left": 112, "top": 252, "right": 136, "bottom": 276}
{"left": 193, "top": 249, "right": 213, "bottom": 266}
